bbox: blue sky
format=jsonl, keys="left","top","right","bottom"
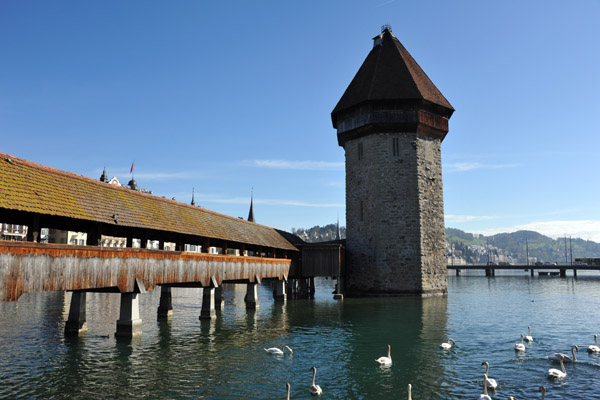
{"left": 1, "top": 1, "right": 599, "bottom": 240}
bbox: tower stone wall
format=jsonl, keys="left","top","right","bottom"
{"left": 344, "top": 133, "right": 446, "bottom": 296}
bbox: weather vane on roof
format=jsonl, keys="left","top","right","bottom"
{"left": 381, "top": 24, "right": 392, "bottom": 33}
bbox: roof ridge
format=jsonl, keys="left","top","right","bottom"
{"left": 0, "top": 152, "right": 272, "bottom": 229}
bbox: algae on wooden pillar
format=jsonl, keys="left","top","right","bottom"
{"left": 64, "top": 291, "right": 88, "bottom": 336}
{"left": 115, "top": 292, "right": 142, "bottom": 338}
{"left": 157, "top": 286, "right": 173, "bottom": 320}
{"left": 273, "top": 279, "right": 286, "bottom": 302}
{"left": 245, "top": 283, "right": 259, "bottom": 310}
{"left": 214, "top": 286, "right": 224, "bottom": 309}
{"left": 199, "top": 287, "right": 217, "bottom": 320}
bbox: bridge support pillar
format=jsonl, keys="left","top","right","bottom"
{"left": 215, "top": 286, "right": 224, "bottom": 308}
{"left": 200, "top": 288, "right": 217, "bottom": 320}
{"left": 530, "top": 268, "right": 534, "bottom": 277}
{"left": 115, "top": 293, "right": 142, "bottom": 338}
{"left": 309, "top": 277, "right": 315, "bottom": 296}
{"left": 573, "top": 269, "right": 578, "bottom": 278}
{"left": 273, "top": 279, "right": 286, "bottom": 302}
{"left": 333, "top": 276, "right": 344, "bottom": 300}
{"left": 64, "top": 291, "right": 87, "bottom": 336}
{"left": 286, "top": 279, "right": 295, "bottom": 298}
{"left": 157, "top": 286, "right": 173, "bottom": 320}
{"left": 298, "top": 278, "right": 309, "bottom": 298}
{"left": 560, "top": 269, "right": 566, "bottom": 278}
{"left": 455, "top": 269, "right": 460, "bottom": 276}
{"left": 245, "top": 283, "right": 259, "bottom": 310}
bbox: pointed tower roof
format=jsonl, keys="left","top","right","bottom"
{"left": 191, "top": 188, "right": 196, "bottom": 206}
{"left": 335, "top": 216, "right": 341, "bottom": 241}
{"left": 332, "top": 27, "right": 454, "bottom": 144}
{"left": 247, "top": 191, "right": 255, "bottom": 223}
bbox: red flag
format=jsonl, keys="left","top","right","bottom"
{"left": 130, "top": 161, "right": 134, "bottom": 174}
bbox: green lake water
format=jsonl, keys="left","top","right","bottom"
{"left": 1, "top": 272, "right": 599, "bottom": 399}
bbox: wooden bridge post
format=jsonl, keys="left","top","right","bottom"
{"left": 26, "top": 214, "right": 40, "bottom": 242}
{"left": 245, "top": 277, "right": 260, "bottom": 310}
{"left": 199, "top": 287, "right": 217, "bottom": 320}
{"left": 573, "top": 268, "right": 578, "bottom": 278}
{"left": 530, "top": 268, "right": 534, "bottom": 277}
{"left": 308, "top": 277, "right": 315, "bottom": 296}
{"left": 157, "top": 286, "right": 173, "bottom": 320}
{"left": 455, "top": 269, "right": 460, "bottom": 276}
{"left": 115, "top": 292, "right": 142, "bottom": 338}
{"left": 273, "top": 279, "right": 286, "bottom": 302}
{"left": 560, "top": 269, "right": 566, "bottom": 278}
{"left": 64, "top": 291, "right": 87, "bottom": 336}
{"left": 215, "top": 286, "right": 224, "bottom": 308}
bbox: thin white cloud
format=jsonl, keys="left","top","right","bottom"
{"left": 199, "top": 195, "right": 343, "bottom": 208}
{"left": 445, "top": 214, "right": 496, "bottom": 223}
{"left": 376, "top": 0, "right": 397, "bottom": 7}
{"left": 93, "top": 168, "right": 203, "bottom": 181}
{"left": 444, "top": 162, "right": 519, "bottom": 172}
{"left": 243, "top": 159, "right": 344, "bottom": 171}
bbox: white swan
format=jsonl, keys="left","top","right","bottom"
{"left": 525, "top": 325, "right": 533, "bottom": 342}
{"left": 407, "top": 383, "right": 412, "bottom": 400}
{"left": 481, "top": 361, "right": 498, "bottom": 389}
{"left": 588, "top": 334, "right": 600, "bottom": 353}
{"left": 515, "top": 334, "right": 526, "bottom": 352}
{"left": 547, "top": 355, "right": 567, "bottom": 379}
{"left": 264, "top": 345, "right": 293, "bottom": 355}
{"left": 286, "top": 382, "right": 290, "bottom": 400}
{"left": 375, "top": 344, "right": 392, "bottom": 365}
{"left": 309, "top": 366, "right": 323, "bottom": 396}
{"left": 440, "top": 338, "right": 455, "bottom": 350}
{"left": 550, "top": 345, "right": 578, "bottom": 363}
{"left": 479, "top": 373, "right": 492, "bottom": 400}
{"left": 540, "top": 385, "right": 546, "bottom": 400}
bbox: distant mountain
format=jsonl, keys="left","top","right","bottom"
{"left": 290, "top": 224, "right": 600, "bottom": 263}
{"left": 445, "top": 228, "right": 600, "bottom": 264}
{"left": 290, "top": 223, "right": 344, "bottom": 243}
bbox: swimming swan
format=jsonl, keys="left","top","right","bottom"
{"left": 550, "top": 345, "right": 578, "bottom": 363}
{"left": 309, "top": 366, "right": 323, "bottom": 396}
{"left": 264, "top": 345, "right": 293, "bottom": 355}
{"left": 375, "top": 344, "right": 392, "bottom": 365}
{"left": 515, "top": 334, "right": 526, "bottom": 352}
{"left": 547, "top": 355, "right": 567, "bottom": 379}
{"left": 286, "top": 382, "right": 290, "bottom": 400}
{"left": 479, "top": 374, "right": 492, "bottom": 400}
{"left": 588, "top": 334, "right": 600, "bottom": 353}
{"left": 525, "top": 325, "right": 533, "bottom": 342}
{"left": 481, "top": 361, "right": 498, "bottom": 389}
{"left": 440, "top": 338, "right": 455, "bottom": 350}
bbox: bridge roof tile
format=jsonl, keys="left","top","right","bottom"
{"left": 0, "top": 153, "right": 297, "bottom": 251}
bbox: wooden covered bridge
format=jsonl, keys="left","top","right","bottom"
{"left": 0, "top": 153, "right": 344, "bottom": 337}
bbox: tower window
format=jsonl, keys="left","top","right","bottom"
{"left": 392, "top": 138, "right": 400, "bottom": 157}
{"left": 360, "top": 201, "right": 364, "bottom": 221}
{"left": 358, "top": 142, "right": 364, "bottom": 160}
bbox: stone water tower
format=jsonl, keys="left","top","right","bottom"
{"left": 332, "top": 27, "right": 454, "bottom": 296}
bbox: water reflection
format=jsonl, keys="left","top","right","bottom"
{"left": 1, "top": 276, "right": 600, "bottom": 398}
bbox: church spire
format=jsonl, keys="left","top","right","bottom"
{"left": 336, "top": 215, "right": 341, "bottom": 240}
{"left": 99, "top": 167, "right": 108, "bottom": 183}
{"left": 247, "top": 189, "right": 255, "bottom": 222}
{"left": 191, "top": 188, "right": 195, "bottom": 206}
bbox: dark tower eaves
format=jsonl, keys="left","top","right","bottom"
{"left": 331, "top": 28, "right": 454, "bottom": 145}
